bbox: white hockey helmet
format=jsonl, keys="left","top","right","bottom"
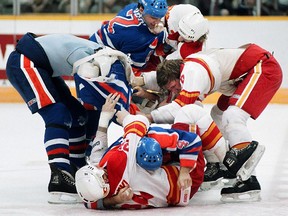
{"left": 75, "top": 165, "right": 110, "bottom": 203}
{"left": 178, "top": 12, "right": 209, "bottom": 42}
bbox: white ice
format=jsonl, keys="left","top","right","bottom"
{"left": 0, "top": 103, "right": 288, "bottom": 216}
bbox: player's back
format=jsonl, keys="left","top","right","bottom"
{"left": 115, "top": 164, "right": 186, "bottom": 209}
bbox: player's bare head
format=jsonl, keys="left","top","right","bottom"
{"left": 156, "top": 59, "right": 183, "bottom": 89}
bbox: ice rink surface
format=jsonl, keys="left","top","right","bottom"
{"left": 0, "top": 103, "right": 288, "bottom": 216}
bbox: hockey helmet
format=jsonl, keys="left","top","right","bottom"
{"left": 139, "top": 0, "right": 168, "bottom": 19}
{"left": 136, "top": 136, "right": 163, "bottom": 171}
{"left": 75, "top": 165, "right": 110, "bottom": 203}
{"left": 178, "top": 12, "right": 209, "bottom": 42}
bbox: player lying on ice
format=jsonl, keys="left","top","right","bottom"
{"left": 75, "top": 93, "right": 205, "bottom": 209}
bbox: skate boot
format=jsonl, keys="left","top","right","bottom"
{"left": 223, "top": 141, "right": 265, "bottom": 181}
{"left": 48, "top": 164, "right": 82, "bottom": 204}
{"left": 221, "top": 175, "right": 261, "bottom": 202}
{"left": 221, "top": 169, "right": 237, "bottom": 187}
{"left": 200, "top": 162, "right": 225, "bottom": 191}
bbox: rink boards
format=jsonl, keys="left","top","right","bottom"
{"left": 1, "top": 85, "right": 287, "bottom": 104}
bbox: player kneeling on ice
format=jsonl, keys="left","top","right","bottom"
{"left": 75, "top": 93, "right": 205, "bottom": 209}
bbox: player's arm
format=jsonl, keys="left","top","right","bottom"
{"left": 103, "top": 186, "right": 133, "bottom": 208}
{"left": 85, "top": 186, "right": 133, "bottom": 209}
{"left": 87, "top": 93, "right": 120, "bottom": 165}
{"left": 173, "top": 129, "right": 202, "bottom": 189}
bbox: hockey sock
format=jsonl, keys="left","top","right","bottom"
{"left": 44, "top": 126, "right": 72, "bottom": 174}
{"left": 69, "top": 126, "right": 87, "bottom": 169}
{"left": 233, "top": 142, "right": 250, "bottom": 149}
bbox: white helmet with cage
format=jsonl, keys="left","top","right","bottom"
{"left": 178, "top": 12, "right": 209, "bottom": 42}
{"left": 75, "top": 165, "right": 110, "bottom": 203}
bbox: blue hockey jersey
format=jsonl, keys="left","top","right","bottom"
{"left": 90, "top": 3, "right": 167, "bottom": 69}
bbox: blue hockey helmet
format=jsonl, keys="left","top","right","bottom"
{"left": 136, "top": 137, "right": 163, "bottom": 171}
{"left": 138, "top": 0, "right": 168, "bottom": 19}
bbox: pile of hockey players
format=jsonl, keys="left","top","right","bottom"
{"left": 6, "top": 0, "right": 282, "bottom": 210}
{"left": 74, "top": 0, "right": 281, "bottom": 209}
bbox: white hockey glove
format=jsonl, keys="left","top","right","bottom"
{"left": 88, "top": 130, "right": 108, "bottom": 166}
{"left": 88, "top": 93, "right": 120, "bottom": 165}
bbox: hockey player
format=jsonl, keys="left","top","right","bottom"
{"left": 89, "top": 0, "right": 168, "bottom": 73}
{"left": 147, "top": 43, "right": 283, "bottom": 201}
{"left": 75, "top": 93, "right": 205, "bottom": 209}
{"left": 131, "top": 8, "right": 210, "bottom": 112}
{"left": 73, "top": 44, "right": 136, "bottom": 144}
{"left": 85, "top": 0, "right": 168, "bottom": 147}
{"left": 5, "top": 32, "right": 131, "bottom": 204}
{"left": 164, "top": 4, "right": 209, "bottom": 60}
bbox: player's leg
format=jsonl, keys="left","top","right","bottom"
{"left": 38, "top": 103, "right": 82, "bottom": 204}
{"left": 54, "top": 77, "right": 88, "bottom": 170}
{"left": 173, "top": 104, "right": 229, "bottom": 190}
{"left": 6, "top": 53, "right": 81, "bottom": 204}
{"left": 223, "top": 58, "right": 281, "bottom": 181}
{"left": 219, "top": 58, "right": 282, "bottom": 202}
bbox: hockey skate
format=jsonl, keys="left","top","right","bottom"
{"left": 200, "top": 162, "right": 225, "bottom": 191}
{"left": 200, "top": 162, "right": 236, "bottom": 191}
{"left": 48, "top": 164, "right": 82, "bottom": 204}
{"left": 223, "top": 141, "right": 265, "bottom": 181}
{"left": 221, "top": 175, "right": 261, "bottom": 202}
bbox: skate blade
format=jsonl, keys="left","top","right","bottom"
{"left": 48, "top": 192, "right": 83, "bottom": 204}
{"left": 221, "top": 190, "right": 261, "bottom": 203}
{"left": 200, "top": 178, "right": 224, "bottom": 191}
{"left": 237, "top": 145, "right": 265, "bottom": 181}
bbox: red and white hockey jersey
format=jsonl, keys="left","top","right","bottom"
{"left": 151, "top": 43, "right": 282, "bottom": 121}
{"left": 85, "top": 114, "right": 204, "bottom": 209}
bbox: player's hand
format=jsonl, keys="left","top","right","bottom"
{"left": 131, "top": 76, "right": 145, "bottom": 87}
{"left": 102, "top": 92, "right": 120, "bottom": 112}
{"left": 177, "top": 167, "right": 192, "bottom": 189}
{"left": 98, "top": 93, "right": 120, "bottom": 129}
{"left": 132, "top": 86, "right": 147, "bottom": 98}
{"left": 115, "top": 109, "right": 130, "bottom": 125}
{"left": 113, "top": 185, "right": 133, "bottom": 203}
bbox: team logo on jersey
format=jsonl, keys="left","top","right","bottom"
{"left": 149, "top": 38, "right": 159, "bottom": 49}
{"left": 180, "top": 74, "right": 184, "bottom": 84}
{"left": 177, "top": 140, "right": 189, "bottom": 149}
{"left": 108, "top": 9, "right": 140, "bottom": 34}
{"left": 27, "top": 98, "right": 37, "bottom": 107}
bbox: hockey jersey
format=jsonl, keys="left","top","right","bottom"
{"left": 85, "top": 114, "right": 202, "bottom": 209}
{"left": 89, "top": 3, "right": 167, "bottom": 69}
{"left": 151, "top": 44, "right": 281, "bottom": 122}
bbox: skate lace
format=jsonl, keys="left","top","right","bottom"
{"left": 205, "top": 163, "right": 218, "bottom": 176}
{"left": 61, "top": 170, "right": 75, "bottom": 186}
